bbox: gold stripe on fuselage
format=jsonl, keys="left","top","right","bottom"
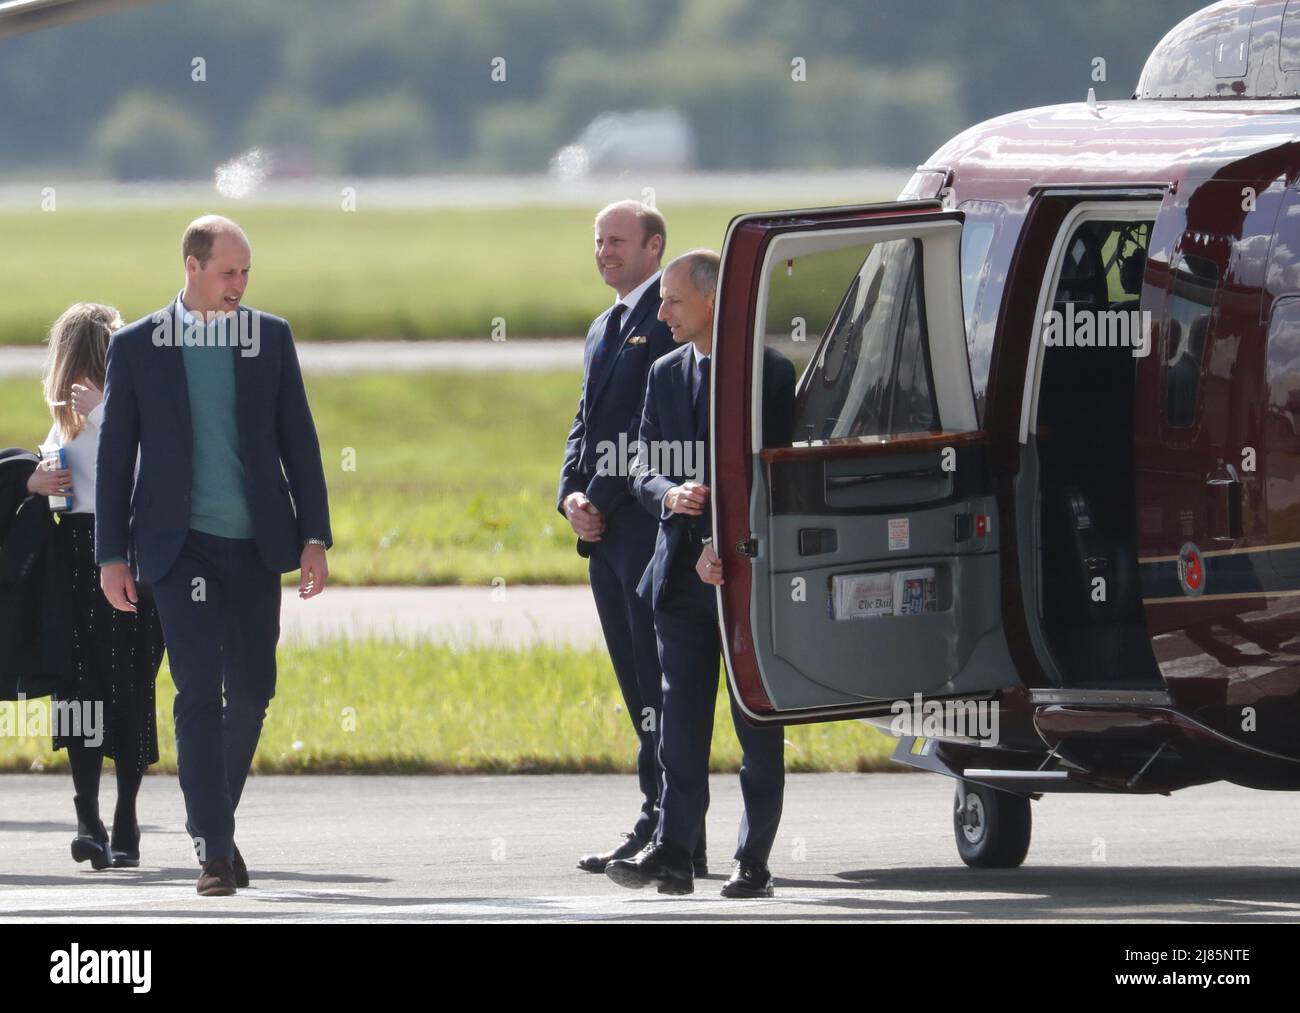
{"left": 1139, "top": 540, "right": 1300, "bottom": 564}
{"left": 1142, "top": 589, "right": 1300, "bottom": 605}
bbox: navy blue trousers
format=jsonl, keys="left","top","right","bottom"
{"left": 149, "top": 529, "right": 280, "bottom": 863}
{"left": 587, "top": 540, "right": 665, "bottom": 841}
{"left": 654, "top": 556, "right": 785, "bottom": 865}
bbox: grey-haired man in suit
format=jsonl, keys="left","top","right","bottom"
{"left": 606, "top": 249, "right": 793, "bottom": 898}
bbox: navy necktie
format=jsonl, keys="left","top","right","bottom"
{"left": 694, "top": 355, "right": 710, "bottom": 437}
{"left": 691, "top": 355, "right": 712, "bottom": 546}
{"left": 588, "top": 303, "right": 627, "bottom": 393}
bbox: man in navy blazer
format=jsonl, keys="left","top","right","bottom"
{"left": 97, "top": 215, "right": 332, "bottom": 896}
{"left": 606, "top": 249, "right": 794, "bottom": 898}
{"left": 557, "top": 201, "right": 696, "bottom": 874}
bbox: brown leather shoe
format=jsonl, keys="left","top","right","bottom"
{"left": 197, "top": 858, "right": 237, "bottom": 896}
{"left": 232, "top": 844, "right": 250, "bottom": 888}
{"left": 189, "top": 834, "right": 250, "bottom": 888}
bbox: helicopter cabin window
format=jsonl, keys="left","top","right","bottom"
{"left": 1266, "top": 297, "right": 1300, "bottom": 448}
{"left": 1165, "top": 254, "right": 1219, "bottom": 429}
{"left": 763, "top": 237, "right": 939, "bottom": 447}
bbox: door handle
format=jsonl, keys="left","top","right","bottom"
{"left": 1206, "top": 462, "right": 1242, "bottom": 543}
{"left": 826, "top": 467, "right": 942, "bottom": 490}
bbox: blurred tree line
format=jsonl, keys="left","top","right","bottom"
{"left": 0, "top": 0, "right": 1208, "bottom": 180}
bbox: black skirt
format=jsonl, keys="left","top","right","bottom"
{"left": 51, "top": 513, "right": 164, "bottom": 773}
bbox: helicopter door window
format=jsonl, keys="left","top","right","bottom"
{"left": 759, "top": 243, "right": 863, "bottom": 448}
{"left": 1165, "top": 254, "right": 1219, "bottom": 429}
{"left": 781, "top": 237, "right": 941, "bottom": 445}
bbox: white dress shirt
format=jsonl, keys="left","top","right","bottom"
{"left": 615, "top": 271, "right": 661, "bottom": 321}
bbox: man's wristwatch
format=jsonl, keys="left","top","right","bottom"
{"left": 304, "top": 538, "right": 328, "bottom": 548}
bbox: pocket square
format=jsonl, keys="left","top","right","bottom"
{"left": 627, "top": 335, "right": 648, "bottom": 345}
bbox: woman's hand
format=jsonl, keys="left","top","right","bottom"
{"left": 27, "top": 458, "right": 72, "bottom": 497}
{"left": 70, "top": 378, "right": 103, "bottom": 417}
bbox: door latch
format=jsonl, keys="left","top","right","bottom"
{"left": 1206, "top": 461, "right": 1242, "bottom": 544}
{"left": 736, "top": 537, "right": 759, "bottom": 557}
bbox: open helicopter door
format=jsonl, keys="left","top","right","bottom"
{"left": 712, "top": 200, "right": 1019, "bottom": 725}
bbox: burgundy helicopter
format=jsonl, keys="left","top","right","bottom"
{"left": 710, "top": 0, "right": 1300, "bottom": 866}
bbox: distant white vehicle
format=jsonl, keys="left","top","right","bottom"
{"left": 551, "top": 109, "right": 694, "bottom": 177}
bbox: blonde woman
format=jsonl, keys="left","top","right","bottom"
{"left": 29, "top": 303, "right": 164, "bottom": 869}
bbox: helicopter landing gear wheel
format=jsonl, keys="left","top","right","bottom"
{"left": 954, "top": 781, "right": 1031, "bottom": 868}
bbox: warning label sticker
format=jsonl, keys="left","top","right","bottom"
{"left": 888, "top": 517, "right": 910, "bottom": 551}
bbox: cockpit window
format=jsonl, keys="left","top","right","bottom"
{"left": 960, "top": 221, "right": 996, "bottom": 341}
{"left": 957, "top": 201, "right": 1005, "bottom": 422}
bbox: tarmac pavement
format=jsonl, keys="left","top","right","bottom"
{"left": 279, "top": 585, "right": 602, "bottom": 648}
{"left": 3, "top": 773, "right": 1299, "bottom": 923}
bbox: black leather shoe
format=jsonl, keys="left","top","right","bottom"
{"left": 197, "top": 858, "right": 237, "bottom": 897}
{"left": 71, "top": 795, "right": 111, "bottom": 871}
{"left": 109, "top": 819, "right": 140, "bottom": 868}
{"left": 606, "top": 841, "right": 694, "bottom": 895}
{"left": 693, "top": 824, "right": 708, "bottom": 876}
{"left": 577, "top": 833, "right": 646, "bottom": 873}
{"left": 71, "top": 833, "right": 112, "bottom": 870}
{"left": 721, "top": 861, "right": 775, "bottom": 898}
{"left": 232, "top": 843, "right": 249, "bottom": 889}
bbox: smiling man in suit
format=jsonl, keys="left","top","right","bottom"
{"left": 97, "top": 215, "right": 332, "bottom": 897}
{"left": 606, "top": 249, "right": 794, "bottom": 898}
{"left": 559, "top": 201, "right": 708, "bottom": 875}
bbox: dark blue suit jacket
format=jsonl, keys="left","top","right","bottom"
{"left": 557, "top": 278, "right": 676, "bottom": 562}
{"left": 633, "top": 344, "right": 796, "bottom": 609}
{"left": 95, "top": 301, "right": 332, "bottom": 585}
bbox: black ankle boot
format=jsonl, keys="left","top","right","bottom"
{"left": 110, "top": 804, "right": 140, "bottom": 868}
{"left": 71, "top": 794, "right": 111, "bottom": 871}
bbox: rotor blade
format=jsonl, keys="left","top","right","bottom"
{"left": 0, "top": 0, "right": 167, "bottom": 41}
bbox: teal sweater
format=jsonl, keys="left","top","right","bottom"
{"left": 179, "top": 313, "right": 255, "bottom": 539}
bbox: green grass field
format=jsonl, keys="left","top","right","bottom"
{"left": 1, "top": 370, "right": 591, "bottom": 586}
{"left": 0, "top": 198, "right": 888, "bottom": 345}
{"left": 0, "top": 638, "right": 897, "bottom": 775}
{"left": 0, "top": 204, "right": 750, "bottom": 345}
